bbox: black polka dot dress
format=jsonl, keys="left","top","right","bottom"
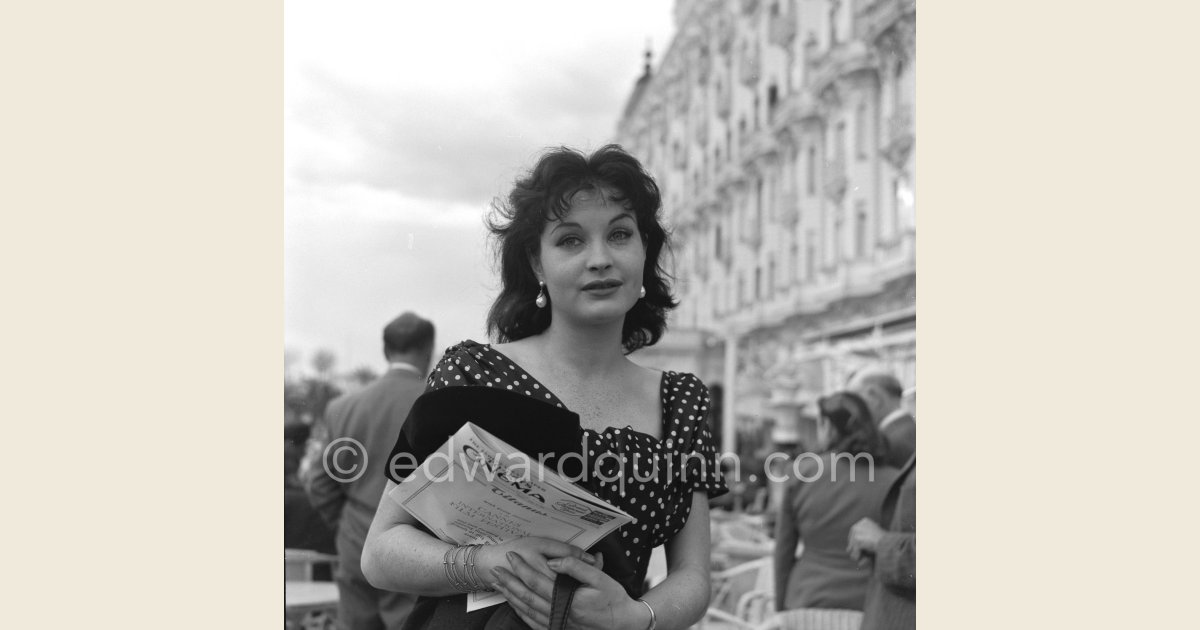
{"left": 423, "top": 340, "right": 728, "bottom": 575}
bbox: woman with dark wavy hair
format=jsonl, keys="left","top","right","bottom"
{"left": 484, "top": 144, "right": 676, "bottom": 352}
{"left": 772, "top": 391, "right": 901, "bottom": 613}
{"left": 364, "top": 145, "right": 727, "bottom": 630}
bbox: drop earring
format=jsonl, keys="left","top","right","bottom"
{"left": 639, "top": 285, "right": 646, "bottom": 299}
{"left": 535, "top": 282, "right": 548, "bottom": 308}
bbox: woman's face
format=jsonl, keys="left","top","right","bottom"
{"left": 533, "top": 189, "right": 647, "bottom": 328}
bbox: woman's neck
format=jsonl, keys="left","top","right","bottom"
{"left": 536, "top": 320, "right": 628, "bottom": 379}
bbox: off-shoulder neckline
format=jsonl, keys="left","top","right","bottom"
{"left": 456, "top": 339, "right": 676, "bottom": 445}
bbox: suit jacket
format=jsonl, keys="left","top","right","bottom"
{"left": 859, "top": 457, "right": 915, "bottom": 630}
{"left": 880, "top": 413, "right": 916, "bottom": 469}
{"left": 306, "top": 367, "right": 426, "bottom": 584}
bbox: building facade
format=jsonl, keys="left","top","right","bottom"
{"left": 619, "top": 0, "right": 916, "bottom": 454}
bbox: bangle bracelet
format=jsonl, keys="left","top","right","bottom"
{"left": 464, "top": 543, "right": 483, "bottom": 592}
{"left": 636, "top": 599, "right": 656, "bottom": 630}
{"left": 444, "top": 544, "right": 489, "bottom": 592}
{"left": 443, "top": 546, "right": 461, "bottom": 590}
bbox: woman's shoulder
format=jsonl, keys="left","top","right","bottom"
{"left": 427, "top": 339, "right": 507, "bottom": 387}
{"left": 660, "top": 370, "right": 710, "bottom": 397}
{"left": 660, "top": 370, "right": 712, "bottom": 417}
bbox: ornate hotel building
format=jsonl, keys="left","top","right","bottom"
{"left": 620, "top": 0, "right": 916, "bottom": 454}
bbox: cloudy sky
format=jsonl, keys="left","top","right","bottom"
{"left": 285, "top": 1, "right": 675, "bottom": 375}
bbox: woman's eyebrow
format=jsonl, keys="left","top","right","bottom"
{"left": 549, "top": 214, "right": 635, "bottom": 234}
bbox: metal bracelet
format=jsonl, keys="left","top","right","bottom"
{"left": 636, "top": 599, "right": 657, "bottom": 630}
{"left": 445, "top": 544, "right": 489, "bottom": 592}
{"left": 464, "top": 544, "right": 485, "bottom": 592}
{"left": 443, "top": 546, "right": 461, "bottom": 590}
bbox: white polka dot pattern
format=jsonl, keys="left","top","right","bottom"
{"left": 419, "top": 340, "right": 729, "bottom": 575}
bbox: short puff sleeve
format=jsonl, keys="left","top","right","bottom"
{"left": 674, "top": 374, "right": 729, "bottom": 499}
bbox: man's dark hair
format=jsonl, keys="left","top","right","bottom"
{"left": 382, "top": 312, "right": 435, "bottom": 358}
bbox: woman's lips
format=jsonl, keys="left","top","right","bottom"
{"left": 582, "top": 285, "right": 620, "bottom": 296}
{"left": 581, "top": 280, "right": 622, "bottom": 296}
{"left": 581, "top": 279, "right": 623, "bottom": 290}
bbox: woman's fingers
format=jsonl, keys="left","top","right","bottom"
{"left": 546, "top": 555, "right": 612, "bottom": 589}
{"left": 492, "top": 567, "right": 551, "bottom": 629}
{"left": 513, "top": 538, "right": 593, "bottom": 580}
{"left": 506, "top": 551, "right": 556, "bottom": 595}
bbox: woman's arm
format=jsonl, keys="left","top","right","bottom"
{"left": 772, "top": 484, "right": 799, "bottom": 611}
{"left": 641, "top": 491, "right": 715, "bottom": 630}
{"left": 361, "top": 480, "right": 596, "bottom": 595}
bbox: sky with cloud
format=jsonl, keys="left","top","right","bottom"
{"left": 286, "top": 1, "right": 675, "bottom": 375}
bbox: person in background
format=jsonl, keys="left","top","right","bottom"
{"left": 774, "top": 392, "right": 900, "bottom": 612}
{"left": 846, "top": 369, "right": 915, "bottom": 468}
{"left": 848, "top": 456, "right": 915, "bottom": 630}
{"left": 306, "top": 312, "right": 436, "bottom": 630}
{"left": 285, "top": 421, "right": 336, "bottom": 564}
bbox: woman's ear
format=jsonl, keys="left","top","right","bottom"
{"left": 529, "top": 252, "right": 543, "bottom": 281}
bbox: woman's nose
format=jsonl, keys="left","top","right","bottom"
{"left": 587, "top": 243, "right": 614, "bottom": 271}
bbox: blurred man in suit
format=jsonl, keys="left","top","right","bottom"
{"left": 848, "top": 457, "right": 915, "bottom": 630}
{"left": 847, "top": 369, "right": 915, "bottom": 468}
{"left": 306, "top": 312, "right": 434, "bottom": 630}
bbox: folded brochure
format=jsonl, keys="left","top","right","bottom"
{"left": 388, "top": 421, "right": 633, "bottom": 611}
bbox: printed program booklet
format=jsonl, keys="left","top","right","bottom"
{"left": 388, "top": 422, "right": 633, "bottom": 611}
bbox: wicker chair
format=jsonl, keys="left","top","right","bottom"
{"left": 699, "top": 556, "right": 775, "bottom": 629}
{"left": 755, "top": 608, "right": 864, "bottom": 630}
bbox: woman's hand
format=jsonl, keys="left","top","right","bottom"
{"left": 473, "top": 537, "right": 598, "bottom": 589}
{"left": 492, "top": 551, "right": 648, "bottom": 630}
{"left": 846, "top": 517, "right": 885, "bottom": 566}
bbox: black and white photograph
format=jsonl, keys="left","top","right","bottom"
{"left": 285, "top": 2, "right": 917, "bottom": 629}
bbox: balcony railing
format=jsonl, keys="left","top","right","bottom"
{"left": 768, "top": 13, "right": 797, "bottom": 49}
{"left": 823, "top": 167, "right": 848, "bottom": 204}
{"left": 888, "top": 104, "right": 913, "bottom": 142}
{"left": 881, "top": 104, "right": 914, "bottom": 169}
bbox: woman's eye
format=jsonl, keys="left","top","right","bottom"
{"left": 610, "top": 229, "right": 633, "bottom": 242}
{"left": 558, "top": 236, "right": 582, "bottom": 247}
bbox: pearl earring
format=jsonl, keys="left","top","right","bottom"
{"left": 639, "top": 285, "right": 646, "bottom": 298}
{"left": 535, "top": 282, "right": 547, "bottom": 308}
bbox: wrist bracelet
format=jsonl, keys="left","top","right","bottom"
{"left": 444, "top": 545, "right": 465, "bottom": 591}
{"left": 464, "top": 543, "right": 483, "bottom": 591}
{"left": 443, "top": 544, "right": 489, "bottom": 592}
{"left": 636, "top": 599, "right": 656, "bottom": 630}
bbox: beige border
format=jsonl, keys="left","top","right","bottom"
{"left": 921, "top": 1, "right": 1200, "bottom": 629}
{"left": 5, "top": 1, "right": 280, "bottom": 626}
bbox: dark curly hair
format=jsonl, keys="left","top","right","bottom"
{"left": 485, "top": 144, "right": 677, "bottom": 353}
{"left": 817, "top": 391, "right": 889, "bottom": 461}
